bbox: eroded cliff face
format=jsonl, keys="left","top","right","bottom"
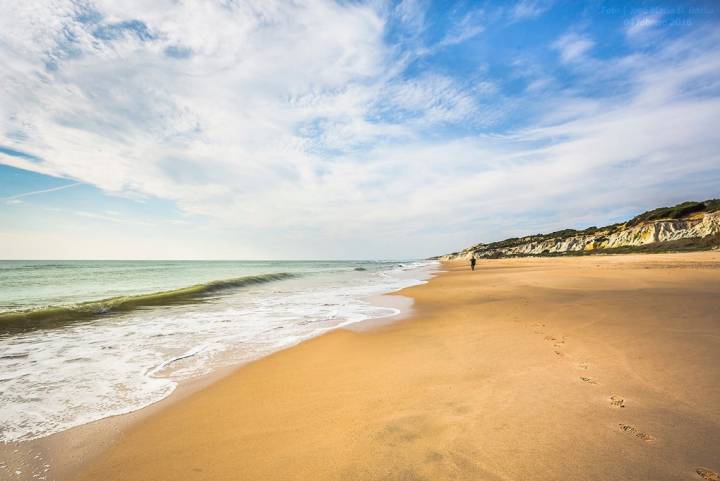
{"left": 442, "top": 211, "right": 720, "bottom": 260}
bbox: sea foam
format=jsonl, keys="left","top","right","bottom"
{"left": 0, "top": 260, "right": 436, "bottom": 442}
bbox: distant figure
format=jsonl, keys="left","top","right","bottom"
{"left": 470, "top": 257, "right": 476, "bottom": 271}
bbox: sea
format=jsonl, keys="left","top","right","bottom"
{"left": 0, "top": 259, "right": 437, "bottom": 443}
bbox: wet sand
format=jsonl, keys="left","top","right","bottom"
{"left": 55, "top": 253, "right": 720, "bottom": 479}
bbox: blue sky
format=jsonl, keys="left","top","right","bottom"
{"left": 1, "top": 0, "right": 719, "bottom": 259}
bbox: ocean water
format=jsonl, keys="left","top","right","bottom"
{"left": 0, "top": 260, "right": 437, "bottom": 443}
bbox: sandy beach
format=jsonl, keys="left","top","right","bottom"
{"left": 3, "top": 2, "right": 719, "bottom": 479}
{"left": 41, "top": 252, "right": 720, "bottom": 480}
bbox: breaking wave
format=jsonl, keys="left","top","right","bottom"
{"left": 0, "top": 272, "right": 296, "bottom": 332}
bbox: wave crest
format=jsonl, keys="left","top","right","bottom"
{"left": 0, "top": 272, "right": 296, "bottom": 332}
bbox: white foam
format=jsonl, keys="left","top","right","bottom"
{"left": 0, "top": 261, "right": 437, "bottom": 442}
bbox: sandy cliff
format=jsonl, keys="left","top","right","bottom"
{"left": 442, "top": 200, "right": 720, "bottom": 260}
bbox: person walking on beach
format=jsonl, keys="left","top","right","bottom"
{"left": 470, "top": 257, "right": 476, "bottom": 271}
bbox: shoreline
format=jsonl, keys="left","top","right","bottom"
{"left": 6, "top": 252, "right": 720, "bottom": 480}
{"left": 0, "top": 277, "right": 432, "bottom": 481}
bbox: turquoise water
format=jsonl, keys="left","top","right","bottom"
{"left": 0, "top": 259, "right": 436, "bottom": 442}
{"left": 0, "top": 260, "right": 387, "bottom": 312}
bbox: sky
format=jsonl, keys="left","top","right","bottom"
{"left": 1, "top": 0, "right": 719, "bottom": 260}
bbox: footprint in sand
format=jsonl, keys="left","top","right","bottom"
{"left": 618, "top": 424, "right": 654, "bottom": 442}
{"left": 578, "top": 362, "right": 589, "bottom": 370}
{"left": 609, "top": 396, "right": 625, "bottom": 408}
{"left": 374, "top": 415, "right": 428, "bottom": 447}
{"left": 697, "top": 468, "right": 720, "bottom": 481}
{"left": 533, "top": 322, "right": 546, "bottom": 334}
{"left": 544, "top": 335, "right": 567, "bottom": 349}
{"left": 579, "top": 376, "right": 596, "bottom": 384}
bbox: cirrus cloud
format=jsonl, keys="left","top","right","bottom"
{"left": 0, "top": 1, "right": 719, "bottom": 258}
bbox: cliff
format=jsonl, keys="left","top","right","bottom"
{"left": 440, "top": 200, "right": 720, "bottom": 260}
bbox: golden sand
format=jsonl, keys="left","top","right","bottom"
{"left": 72, "top": 252, "right": 720, "bottom": 481}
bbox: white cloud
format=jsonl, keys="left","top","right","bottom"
{"left": 0, "top": 1, "right": 391, "bottom": 207}
{"left": 394, "top": 0, "right": 427, "bottom": 34}
{"left": 552, "top": 32, "right": 594, "bottom": 63}
{"left": 625, "top": 13, "right": 664, "bottom": 39}
{"left": 436, "top": 9, "right": 485, "bottom": 48}
{"left": 0, "top": 2, "right": 719, "bottom": 258}
{"left": 510, "top": 0, "right": 553, "bottom": 21}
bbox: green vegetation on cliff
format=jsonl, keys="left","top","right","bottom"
{"left": 626, "top": 200, "right": 720, "bottom": 227}
{"left": 441, "top": 199, "right": 720, "bottom": 260}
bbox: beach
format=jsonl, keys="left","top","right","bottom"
{"left": 3, "top": 2, "right": 720, "bottom": 479}
{"left": 12, "top": 252, "right": 720, "bottom": 480}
